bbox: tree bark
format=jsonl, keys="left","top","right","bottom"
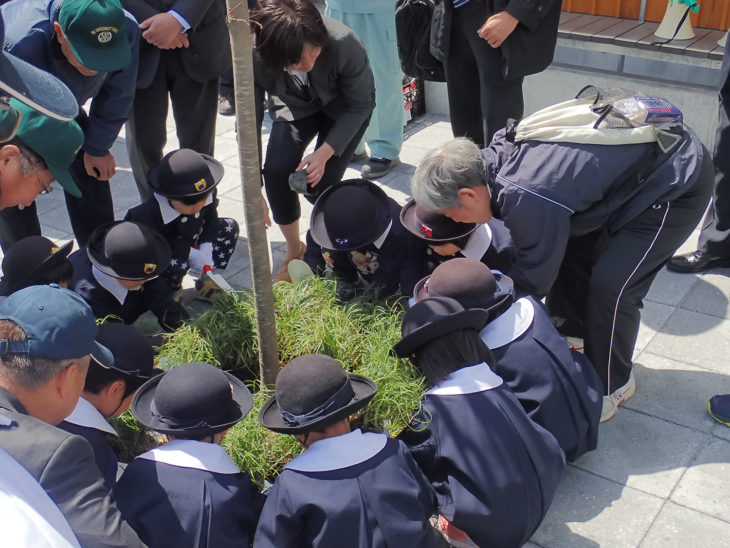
{"left": 224, "top": 0, "right": 280, "bottom": 387}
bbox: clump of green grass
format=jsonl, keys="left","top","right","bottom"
{"left": 110, "top": 411, "right": 162, "bottom": 463}
{"left": 157, "top": 324, "right": 220, "bottom": 368}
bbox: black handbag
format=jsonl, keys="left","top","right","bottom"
{"left": 395, "top": 0, "right": 446, "bottom": 82}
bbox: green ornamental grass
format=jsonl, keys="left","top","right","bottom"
{"left": 117, "top": 277, "right": 426, "bottom": 483}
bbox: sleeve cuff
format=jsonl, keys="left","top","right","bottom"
{"left": 168, "top": 10, "right": 190, "bottom": 32}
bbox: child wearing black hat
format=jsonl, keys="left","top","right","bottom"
{"left": 0, "top": 236, "right": 74, "bottom": 298}
{"left": 394, "top": 297, "right": 565, "bottom": 548}
{"left": 69, "top": 220, "right": 189, "bottom": 330}
{"left": 255, "top": 354, "right": 437, "bottom": 548}
{"left": 113, "top": 362, "right": 263, "bottom": 547}
{"left": 125, "top": 149, "right": 239, "bottom": 300}
{"left": 414, "top": 258, "right": 603, "bottom": 458}
{"left": 400, "top": 199, "right": 516, "bottom": 278}
{"left": 58, "top": 323, "right": 157, "bottom": 490}
{"left": 303, "top": 179, "right": 422, "bottom": 300}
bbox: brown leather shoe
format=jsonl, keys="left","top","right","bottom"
{"left": 666, "top": 250, "right": 730, "bottom": 273}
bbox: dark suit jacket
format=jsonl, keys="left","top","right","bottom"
{"left": 254, "top": 17, "right": 375, "bottom": 156}
{"left": 0, "top": 388, "right": 144, "bottom": 547}
{"left": 121, "top": 0, "right": 230, "bottom": 88}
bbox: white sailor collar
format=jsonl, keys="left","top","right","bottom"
{"left": 372, "top": 220, "right": 393, "bottom": 250}
{"left": 427, "top": 362, "right": 503, "bottom": 396}
{"left": 137, "top": 439, "right": 239, "bottom": 475}
{"left": 92, "top": 266, "right": 128, "bottom": 305}
{"left": 285, "top": 429, "right": 388, "bottom": 472}
{"left": 64, "top": 397, "right": 117, "bottom": 436}
{"left": 154, "top": 192, "right": 214, "bottom": 225}
{"left": 460, "top": 223, "right": 493, "bottom": 260}
{"left": 479, "top": 297, "right": 535, "bottom": 350}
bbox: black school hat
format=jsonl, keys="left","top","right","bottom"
{"left": 87, "top": 221, "right": 171, "bottom": 281}
{"left": 259, "top": 354, "right": 378, "bottom": 435}
{"left": 400, "top": 199, "right": 478, "bottom": 243}
{"left": 147, "top": 148, "right": 224, "bottom": 199}
{"left": 0, "top": 236, "right": 73, "bottom": 296}
{"left": 90, "top": 323, "right": 157, "bottom": 382}
{"left": 394, "top": 296, "right": 490, "bottom": 358}
{"left": 132, "top": 362, "right": 254, "bottom": 437}
{"left": 310, "top": 179, "right": 391, "bottom": 252}
{"left": 413, "top": 258, "right": 515, "bottom": 318}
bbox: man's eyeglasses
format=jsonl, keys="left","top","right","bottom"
{"left": 29, "top": 161, "right": 53, "bottom": 195}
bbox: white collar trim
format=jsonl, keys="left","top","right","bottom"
{"left": 92, "top": 266, "right": 128, "bottom": 305}
{"left": 372, "top": 220, "right": 392, "bottom": 250}
{"left": 64, "top": 397, "right": 117, "bottom": 436}
{"left": 285, "top": 429, "right": 387, "bottom": 472}
{"left": 460, "top": 223, "right": 493, "bottom": 259}
{"left": 479, "top": 298, "right": 535, "bottom": 349}
{"left": 154, "top": 193, "right": 214, "bottom": 225}
{"left": 426, "top": 362, "right": 503, "bottom": 395}
{"left": 137, "top": 439, "right": 239, "bottom": 474}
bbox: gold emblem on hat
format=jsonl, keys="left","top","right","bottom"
{"left": 194, "top": 178, "right": 207, "bottom": 192}
{"left": 50, "top": 246, "right": 59, "bottom": 254}
{"left": 143, "top": 263, "right": 157, "bottom": 275}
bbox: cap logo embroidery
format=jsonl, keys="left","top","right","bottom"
{"left": 335, "top": 238, "right": 349, "bottom": 247}
{"left": 143, "top": 263, "right": 157, "bottom": 275}
{"left": 420, "top": 224, "right": 433, "bottom": 238}
{"left": 194, "top": 178, "right": 207, "bottom": 192}
{"left": 91, "top": 26, "right": 117, "bottom": 43}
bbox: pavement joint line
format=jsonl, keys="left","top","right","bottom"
{"left": 636, "top": 499, "right": 669, "bottom": 548}
{"left": 663, "top": 432, "right": 714, "bottom": 503}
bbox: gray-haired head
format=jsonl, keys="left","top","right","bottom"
{"left": 410, "top": 138, "right": 488, "bottom": 211}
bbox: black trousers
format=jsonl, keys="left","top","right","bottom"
{"left": 444, "top": 0, "right": 524, "bottom": 148}
{"left": 126, "top": 50, "right": 219, "bottom": 201}
{"left": 697, "top": 51, "right": 730, "bottom": 256}
{"left": 0, "top": 113, "right": 114, "bottom": 250}
{"left": 262, "top": 111, "right": 369, "bottom": 226}
{"left": 547, "top": 149, "right": 715, "bottom": 395}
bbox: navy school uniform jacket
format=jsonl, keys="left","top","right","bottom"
{"left": 113, "top": 439, "right": 264, "bottom": 548}
{"left": 304, "top": 197, "right": 423, "bottom": 298}
{"left": 125, "top": 193, "right": 220, "bottom": 269}
{"left": 58, "top": 397, "right": 118, "bottom": 491}
{"left": 69, "top": 248, "right": 179, "bottom": 326}
{"left": 254, "top": 430, "right": 437, "bottom": 548}
{"left": 480, "top": 297, "right": 603, "bottom": 461}
{"left": 420, "top": 219, "right": 516, "bottom": 278}
{"left": 398, "top": 363, "right": 565, "bottom": 548}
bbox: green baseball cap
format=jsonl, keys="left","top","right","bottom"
{"left": 8, "top": 98, "right": 84, "bottom": 198}
{"left": 58, "top": 0, "right": 131, "bottom": 72}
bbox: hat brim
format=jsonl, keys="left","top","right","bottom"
{"left": 49, "top": 163, "right": 82, "bottom": 198}
{"left": 393, "top": 308, "right": 490, "bottom": 358}
{"left": 0, "top": 53, "right": 78, "bottom": 121}
{"left": 90, "top": 341, "right": 114, "bottom": 369}
{"left": 147, "top": 154, "right": 225, "bottom": 198}
{"left": 69, "top": 36, "right": 131, "bottom": 73}
{"left": 131, "top": 369, "right": 254, "bottom": 437}
{"left": 310, "top": 180, "right": 391, "bottom": 251}
{"left": 0, "top": 240, "right": 73, "bottom": 296}
{"left": 258, "top": 373, "right": 378, "bottom": 434}
{"left": 399, "top": 200, "right": 478, "bottom": 243}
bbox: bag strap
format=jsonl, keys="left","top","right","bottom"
{"left": 650, "top": 2, "right": 698, "bottom": 46}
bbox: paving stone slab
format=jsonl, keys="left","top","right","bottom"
{"left": 572, "top": 408, "right": 706, "bottom": 498}
{"left": 626, "top": 355, "right": 730, "bottom": 432}
{"left": 530, "top": 466, "right": 663, "bottom": 548}
{"left": 681, "top": 273, "right": 730, "bottom": 319}
{"left": 645, "top": 309, "right": 730, "bottom": 374}
{"left": 641, "top": 501, "right": 730, "bottom": 548}
{"left": 645, "top": 267, "right": 701, "bottom": 307}
{"left": 634, "top": 300, "right": 675, "bottom": 354}
{"left": 671, "top": 437, "right": 730, "bottom": 522}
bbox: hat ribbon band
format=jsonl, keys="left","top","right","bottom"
{"left": 150, "top": 400, "right": 216, "bottom": 431}
{"left": 0, "top": 340, "right": 30, "bottom": 355}
{"left": 280, "top": 379, "right": 357, "bottom": 427}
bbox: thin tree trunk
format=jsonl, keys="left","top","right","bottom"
{"left": 225, "top": 0, "right": 279, "bottom": 387}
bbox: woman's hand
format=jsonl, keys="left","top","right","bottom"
{"left": 297, "top": 143, "right": 335, "bottom": 186}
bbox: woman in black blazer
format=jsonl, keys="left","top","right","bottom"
{"left": 252, "top": 0, "right": 375, "bottom": 281}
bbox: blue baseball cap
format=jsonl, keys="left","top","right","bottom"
{"left": 0, "top": 284, "right": 113, "bottom": 365}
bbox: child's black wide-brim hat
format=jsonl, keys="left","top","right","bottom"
{"left": 393, "top": 296, "right": 490, "bottom": 358}
{"left": 132, "top": 362, "right": 254, "bottom": 437}
{"left": 310, "top": 179, "right": 391, "bottom": 252}
{"left": 0, "top": 236, "right": 73, "bottom": 296}
{"left": 87, "top": 221, "right": 171, "bottom": 281}
{"left": 90, "top": 322, "right": 158, "bottom": 383}
{"left": 148, "top": 148, "right": 224, "bottom": 199}
{"left": 259, "top": 354, "right": 378, "bottom": 435}
{"left": 400, "top": 199, "right": 478, "bottom": 243}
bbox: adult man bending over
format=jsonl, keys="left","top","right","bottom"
{"left": 410, "top": 118, "right": 713, "bottom": 422}
{"left": 0, "top": 284, "right": 144, "bottom": 547}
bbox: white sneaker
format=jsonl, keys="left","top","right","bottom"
{"left": 600, "top": 372, "right": 636, "bottom": 423}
